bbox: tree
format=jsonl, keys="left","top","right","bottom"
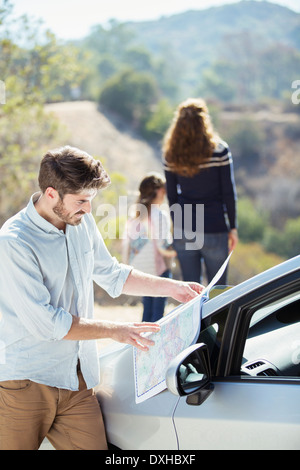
{"left": 198, "top": 62, "right": 236, "bottom": 102}
{"left": 225, "top": 119, "right": 265, "bottom": 169}
{"left": 80, "top": 20, "right": 180, "bottom": 103}
{"left": 144, "top": 98, "right": 174, "bottom": 140}
{"left": 263, "top": 217, "right": 300, "bottom": 259}
{"left": 237, "top": 198, "right": 267, "bottom": 243}
{"left": 198, "top": 29, "right": 300, "bottom": 104}
{"left": 99, "top": 68, "right": 159, "bottom": 129}
{"left": 0, "top": 2, "right": 84, "bottom": 223}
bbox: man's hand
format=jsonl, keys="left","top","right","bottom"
{"left": 109, "top": 321, "right": 161, "bottom": 351}
{"left": 122, "top": 269, "right": 205, "bottom": 304}
{"left": 169, "top": 281, "right": 205, "bottom": 304}
{"left": 64, "top": 316, "right": 160, "bottom": 351}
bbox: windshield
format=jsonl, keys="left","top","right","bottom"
{"left": 208, "top": 285, "right": 233, "bottom": 300}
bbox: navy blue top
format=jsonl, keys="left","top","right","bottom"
{"left": 164, "top": 141, "right": 237, "bottom": 234}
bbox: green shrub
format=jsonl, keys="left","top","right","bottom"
{"left": 263, "top": 217, "right": 300, "bottom": 259}
{"left": 99, "top": 68, "right": 159, "bottom": 128}
{"left": 237, "top": 198, "right": 267, "bottom": 243}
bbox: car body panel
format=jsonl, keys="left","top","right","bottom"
{"left": 173, "top": 379, "right": 300, "bottom": 450}
{"left": 97, "top": 343, "right": 180, "bottom": 449}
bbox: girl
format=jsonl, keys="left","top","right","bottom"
{"left": 123, "top": 173, "right": 176, "bottom": 322}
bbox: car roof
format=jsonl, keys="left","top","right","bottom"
{"left": 202, "top": 255, "right": 300, "bottom": 318}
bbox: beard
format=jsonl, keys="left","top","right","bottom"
{"left": 53, "top": 199, "right": 85, "bottom": 226}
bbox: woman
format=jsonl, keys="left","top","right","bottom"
{"left": 123, "top": 173, "right": 176, "bottom": 322}
{"left": 163, "top": 98, "right": 238, "bottom": 285}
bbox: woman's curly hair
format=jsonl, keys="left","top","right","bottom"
{"left": 162, "top": 98, "right": 219, "bottom": 177}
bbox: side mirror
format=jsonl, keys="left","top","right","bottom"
{"left": 166, "top": 343, "right": 213, "bottom": 405}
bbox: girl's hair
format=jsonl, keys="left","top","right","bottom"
{"left": 162, "top": 98, "right": 220, "bottom": 177}
{"left": 38, "top": 145, "right": 110, "bottom": 198}
{"left": 135, "top": 173, "right": 165, "bottom": 218}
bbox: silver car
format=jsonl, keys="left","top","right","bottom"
{"left": 96, "top": 255, "right": 300, "bottom": 450}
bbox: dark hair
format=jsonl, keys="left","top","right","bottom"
{"left": 135, "top": 173, "right": 165, "bottom": 217}
{"left": 38, "top": 145, "right": 110, "bottom": 198}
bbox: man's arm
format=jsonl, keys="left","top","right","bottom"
{"left": 122, "top": 268, "right": 204, "bottom": 303}
{"left": 63, "top": 317, "right": 160, "bottom": 351}
{"left": 64, "top": 269, "right": 204, "bottom": 350}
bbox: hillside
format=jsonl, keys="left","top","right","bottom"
{"left": 127, "top": 1, "right": 300, "bottom": 64}
{"left": 218, "top": 107, "right": 300, "bottom": 225}
{"left": 75, "top": 1, "right": 300, "bottom": 107}
{"left": 124, "top": 0, "right": 300, "bottom": 97}
{"left": 46, "top": 101, "right": 163, "bottom": 191}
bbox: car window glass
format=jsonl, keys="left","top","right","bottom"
{"left": 241, "top": 291, "right": 300, "bottom": 378}
{"left": 208, "top": 285, "right": 233, "bottom": 300}
{"left": 198, "top": 308, "right": 228, "bottom": 376}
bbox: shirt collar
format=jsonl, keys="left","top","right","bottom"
{"left": 26, "top": 193, "right": 63, "bottom": 234}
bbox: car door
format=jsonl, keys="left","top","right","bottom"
{"left": 172, "top": 271, "right": 300, "bottom": 450}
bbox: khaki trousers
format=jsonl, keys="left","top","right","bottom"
{"left": 0, "top": 368, "right": 108, "bottom": 450}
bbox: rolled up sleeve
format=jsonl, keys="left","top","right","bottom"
{"left": 93, "top": 245, "right": 132, "bottom": 298}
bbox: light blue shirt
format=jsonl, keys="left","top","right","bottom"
{"left": 0, "top": 194, "right": 132, "bottom": 390}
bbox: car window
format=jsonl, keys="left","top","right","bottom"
{"left": 198, "top": 307, "right": 229, "bottom": 376}
{"left": 241, "top": 291, "right": 300, "bottom": 378}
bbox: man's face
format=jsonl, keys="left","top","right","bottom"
{"left": 53, "top": 190, "right": 97, "bottom": 227}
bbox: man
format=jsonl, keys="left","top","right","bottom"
{"left": 0, "top": 146, "right": 203, "bottom": 450}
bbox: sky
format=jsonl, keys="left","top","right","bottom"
{"left": 10, "top": 0, "right": 300, "bottom": 40}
